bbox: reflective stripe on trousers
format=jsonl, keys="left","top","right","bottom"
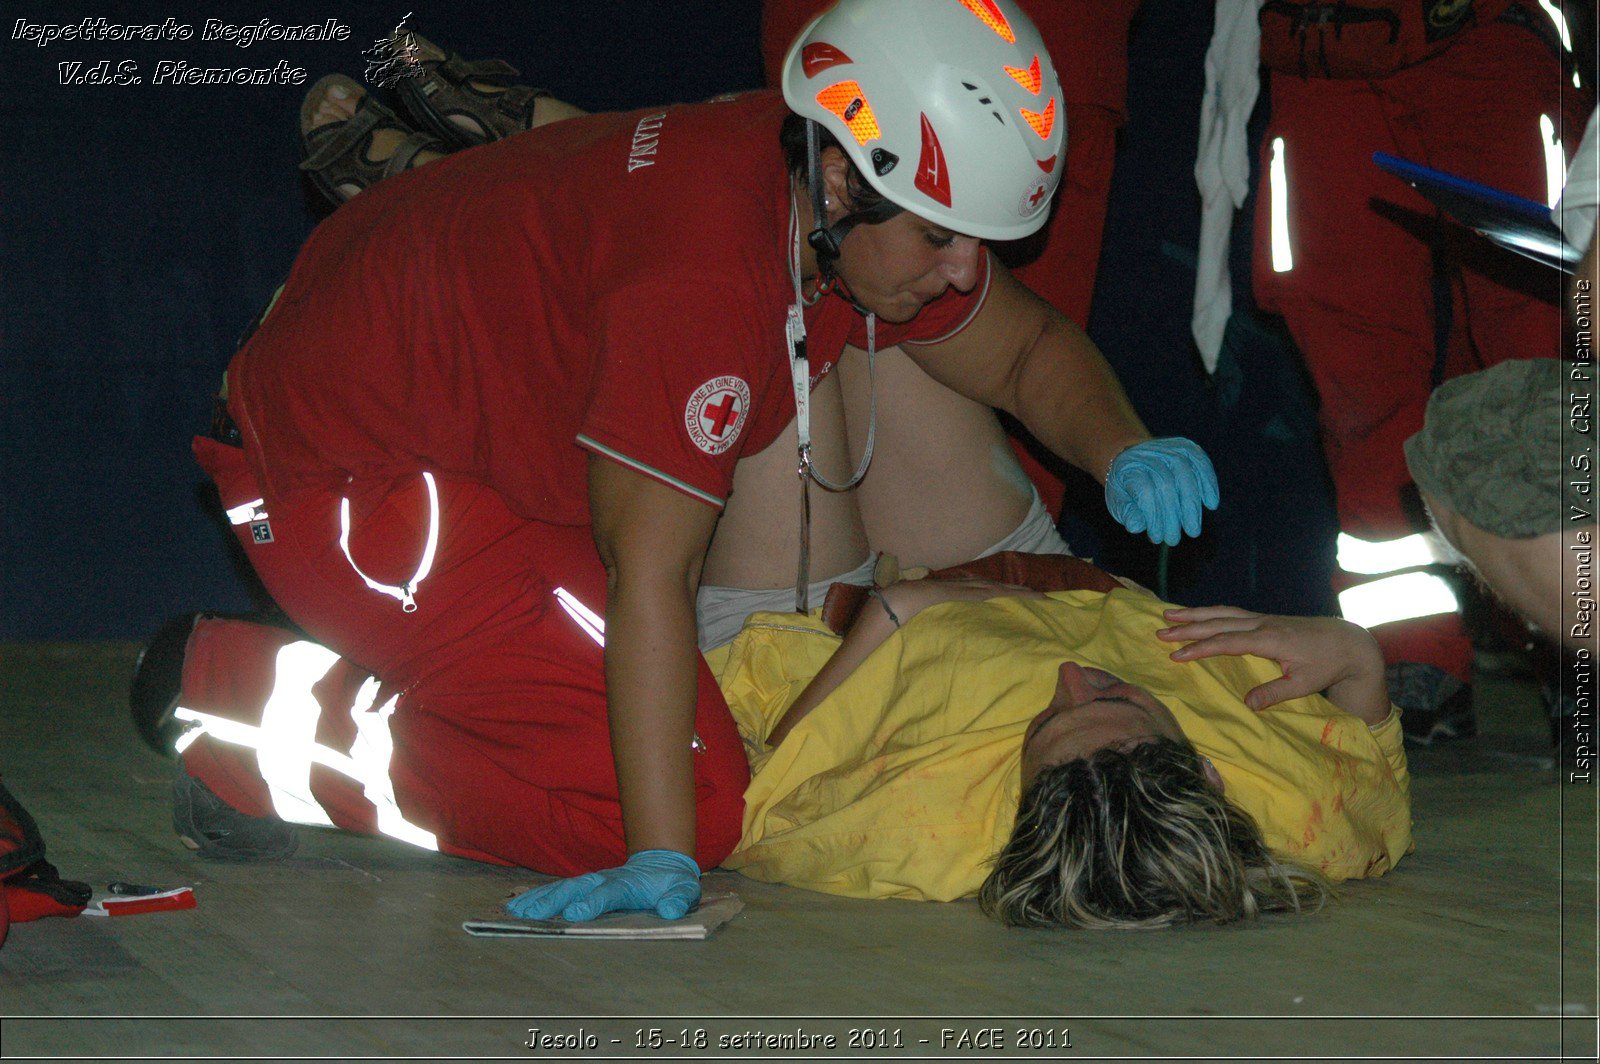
{"left": 1335, "top": 532, "right": 1460, "bottom": 628}
{"left": 174, "top": 640, "right": 439, "bottom": 850}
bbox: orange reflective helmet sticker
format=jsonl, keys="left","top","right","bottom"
{"left": 1019, "top": 96, "right": 1056, "bottom": 140}
{"left": 815, "top": 80, "right": 882, "bottom": 145}
{"left": 1005, "top": 55, "right": 1042, "bottom": 95}
{"left": 958, "top": 0, "right": 1016, "bottom": 44}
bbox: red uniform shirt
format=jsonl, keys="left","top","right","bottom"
{"left": 231, "top": 91, "right": 988, "bottom": 526}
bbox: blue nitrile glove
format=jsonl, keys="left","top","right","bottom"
{"left": 504, "top": 849, "right": 701, "bottom": 922}
{"left": 1104, "top": 437, "right": 1220, "bottom": 547}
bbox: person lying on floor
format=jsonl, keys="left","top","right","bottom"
{"left": 691, "top": 554, "right": 1412, "bottom": 930}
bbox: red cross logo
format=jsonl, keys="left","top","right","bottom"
{"left": 684, "top": 375, "right": 752, "bottom": 456}
{"left": 703, "top": 392, "right": 742, "bottom": 438}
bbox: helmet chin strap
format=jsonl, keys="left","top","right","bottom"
{"left": 804, "top": 119, "right": 843, "bottom": 291}
{"left": 800, "top": 120, "right": 902, "bottom": 299}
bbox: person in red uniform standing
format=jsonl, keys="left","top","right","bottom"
{"left": 1250, "top": 0, "right": 1589, "bottom": 740}
{"left": 762, "top": 0, "right": 1144, "bottom": 520}
{"left": 147, "top": 0, "right": 1220, "bottom": 923}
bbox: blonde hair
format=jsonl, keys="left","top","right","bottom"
{"left": 979, "top": 737, "right": 1329, "bottom": 930}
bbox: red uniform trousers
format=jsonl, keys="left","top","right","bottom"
{"left": 181, "top": 436, "right": 748, "bottom": 876}
{"left": 1253, "top": 19, "right": 1588, "bottom": 678}
{"left": 761, "top": 0, "right": 1141, "bottom": 520}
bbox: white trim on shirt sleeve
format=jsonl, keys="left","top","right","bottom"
{"left": 575, "top": 435, "right": 726, "bottom": 509}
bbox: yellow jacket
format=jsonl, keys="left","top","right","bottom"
{"left": 707, "top": 589, "right": 1412, "bottom": 901}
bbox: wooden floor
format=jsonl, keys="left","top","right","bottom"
{"left": 1, "top": 642, "right": 1595, "bottom": 1061}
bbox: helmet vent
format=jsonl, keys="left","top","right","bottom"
{"left": 961, "top": 82, "right": 1007, "bottom": 127}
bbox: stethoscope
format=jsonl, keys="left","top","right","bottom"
{"left": 786, "top": 190, "right": 878, "bottom": 612}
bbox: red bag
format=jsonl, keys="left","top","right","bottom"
{"left": 1258, "top": 0, "right": 1514, "bottom": 79}
{"left": 0, "top": 777, "right": 90, "bottom": 949}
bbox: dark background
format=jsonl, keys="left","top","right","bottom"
{"left": 1, "top": 0, "right": 1340, "bottom": 642}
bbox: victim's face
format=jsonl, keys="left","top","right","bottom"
{"left": 1019, "top": 662, "right": 1193, "bottom": 787}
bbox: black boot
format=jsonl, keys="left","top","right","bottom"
{"left": 1387, "top": 662, "right": 1476, "bottom": 745}
{"left": 171, "top": 771, "right": 299, "bottom": 861}
{"left": 129, "top": 613, "right": 204, "bottom": 758}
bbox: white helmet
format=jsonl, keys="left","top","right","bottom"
{"left": 781, "top": 0, "right": 1066, "bottom": 242}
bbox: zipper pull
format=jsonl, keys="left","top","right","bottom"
{"left": 400, "top": 586, "right": 418, "bottom": 613}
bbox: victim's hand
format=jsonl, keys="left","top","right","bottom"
{"left": 1156, "top": 606, "right": 1390, "bottom": 725}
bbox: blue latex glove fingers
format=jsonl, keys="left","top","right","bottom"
{"left": 1171, "top": 440, "right": 1220, "bottom": 537}
{"left": 1106, "top": 475, "right": 1146, "bottom": 536}
{"left": 1119, "top": 465, "right": 1181, "bottom": 546}
{"left": 1179, "top": 443, "right": 1220, "bottom": 538}
{"left": 1170, "top": 470, "right": 1202, "bottom": 543}
{"left": 562, "top": 849, "right": 701, "bottom": 921}
{"left": 513, "top": 850, "right": 702, "bottom": 923}
{"left": 1105, "top": 438, "right": 1220, "bottom": 546}
{"left": 559, "top": 877, "right": 633, "bottom": 923}
{"left": 651, "top": 873, "right": 702, "bottom": 920}
{"left": 505, "top": 872, "right": 604, "bottom": 920}
{"left": 570, "top": 872, "right": 699, "bottom": 921}
{"left": 1126, "top": 467, "right": 1174, "bottom": 545}
{"left": 1145, "top": 465, "right": 1187, "bottom": 546}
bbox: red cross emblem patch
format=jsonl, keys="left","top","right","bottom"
{"left": 684, "top": 375, "right": 752, "bottom": 456}
{"left": 1019, "top": 173, "right": 1055, "bottom": 219}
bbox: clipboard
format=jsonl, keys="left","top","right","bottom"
{"left": 1373, "top": 151, "right": 1578, "bottom": 273}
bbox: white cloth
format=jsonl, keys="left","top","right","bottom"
{"left": 696, "top": 554, "right": 877, "bottom": 652}
{"left": 694, "top": 486, "right": 1069, "bottom": 651}
{"left": 1555, "top": 108, "right": 1600, "bottom": 254}
{"left": 1192, "top": 0, "right": 1265, "bottom": 373}
{"left": 972, "top": 483, "right": 1071, "bottom": 558}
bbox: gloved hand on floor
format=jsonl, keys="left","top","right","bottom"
{"left": 1104, "top": 437, "right": 1220, "bottom": 546}
{"left": 505, "top": 849, "right": 701, "bottom": 922}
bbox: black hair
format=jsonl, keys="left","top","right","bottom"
{"left": 779, "top": 112, "right": 905, "bottom": 233}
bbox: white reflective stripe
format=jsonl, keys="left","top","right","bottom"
{"left": 1541, "top": 114, "right": 1567, "bottom": 209}
{"left": 172, "top": 722, "right": 206, "bottom": 755}
{"left": 338, "top": 471, "right": 440, "bottom": 612}
{"left": 1336, "top": 532, "right": 1439, "bottom": 576}
{"left": 1269, "top": 137, "right": 1294, "bottom": 273}
{"left": 554, "top": 587, "right": 605, "bottom": 647}
{"left": 345, "top": 676, "right": 439, "bottom": 850}
{"left": 1536, "top": 1, "right": 1572, "bottom": 51}
{"left": 1339, "top": 571, "right": 1460, "bottom": 628}
{"left": 172, "top": 640, "right": 438, "bottom": 851}
{"left": 226, "top": 499, "right": 267, "bottom": 526}
{"left": 255, "top": 641, "right": 342, "bottom": 827}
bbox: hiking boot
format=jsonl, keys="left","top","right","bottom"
{"left": 172, "top": 771, "right": 298, "bottom": 861}
{"left": 1387, "top": 661, "right": 1476, "bottom": 745}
